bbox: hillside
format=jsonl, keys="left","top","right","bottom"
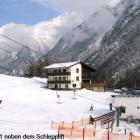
{"left": 0, "top": 12, "right": 82, "bottom": 75}
{"left": 0, "top": 74, "right": 113, "bottom": 135}
{"left": 0, "top": 74, "right": 139, "bottom": 139}
{"left": 86, "top": 0, "right": 140, "bottom": 83}
{"left": 45, "top": 0, "right": 130, "bottom": 62}
{"left": 45, "top": 0, "right": 140, "bottom": 85}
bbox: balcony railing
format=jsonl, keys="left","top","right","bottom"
{"left": 82, "top": 83, "right": 107, "bottom": 88}
{"left": 82, "top": 76, "right": 94, "bottom": 80}
{"left": 47, "top": 72, "right": 71, "bottom": 76}
{"left": 48, "top": 80, "right": 71, "bottom": 84}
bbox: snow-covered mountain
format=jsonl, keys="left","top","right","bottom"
{"left": 45, "top": 0, "right": 140, "bottom": 83}
{"left": 85, "top": 0, "right": 140, "bottom": 81}
{"left": 45, "top": 0, "right": 130, "bottom": 62}
{"left": 1, "top": 0, "right": 140, "bottom": 78}
{"left": 0, "top": 12, "right": 83, "bottom": 74}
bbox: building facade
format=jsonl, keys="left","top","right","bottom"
{"left": 44, "top": 61, "right": 96, "bottom": 90}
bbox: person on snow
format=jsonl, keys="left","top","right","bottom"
{"left": 90, "top": 104, "right": 93, "bottom": 111}
{"left": 89, "top": 115, "right": 94, "bottom": 124}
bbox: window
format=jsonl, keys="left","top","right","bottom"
{"left": 59, "top": 85, "right": 61, "bottom": 89}
{"left": 65, "top": 84, "right": 68, "bottom": 89}
{"left": 76, "top": 76, "right": 79, "bottom": 81}
{"left": 55, "top": 69, "right": 57, "bottom": 73}
{"left": 73, "top": 84, "right": 77, "bottom": 87}
{"left": 63, "top": 77, "right": 66, "bottom": 81}
{"left": 55, "top": 77, "right": 57, "bottom": 81}
{"left": 59, "top": 77, "right": 61, "bottom": 81}
{"left": 63, "top": 69, "right": 66, "bottom": 73}
{"left": 76, "top": 68, "right": 79, "bottom": 73}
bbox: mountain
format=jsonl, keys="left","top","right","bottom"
{"left": 0, "top": 12, "right": 82, "bottom": 75}
{"left": 45, "top": 0, "right": 140, "bottom": 85}
{"left": 85, "top": 0, "right": 140, "bottom": 82}
{"left": 45, "top": 0, "right": 130, "bottom": 62}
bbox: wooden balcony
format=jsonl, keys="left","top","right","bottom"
{"left": 82, "top": 76, "right": 94, "bottom": 80}
{"left": 48, "top": 80, "right": 71, "bottom": 84}
{"left": 82, "top": 83, "right": 107, "bottom": 88}
{"left": 47, "top": 72, "right": 71, "bottom": 76}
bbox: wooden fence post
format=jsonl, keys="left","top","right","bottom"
{"left": 107, "top": 129, "right": 110, "bottom": 140}
{"left": 72, "top": 121, "right": 74, "bottom": 128}
{"left": 129, "top": 132, "right": 132, "bottom": 140}
{"left": 62, "top": 121, "right": 64, "bottom": 129}
{"left": 70, "top": 126, "right": 73, "bottom": 136}
{"left": 93, "top": 130, "right": 95, "bottom": 137}
{"left": 58, "top": 125, "right": 60, "bottom": 135}
{"left": 83, "top": 128, "right": 85, "bottom": 140}
{"left": 95, "top": 121, "right": 96, "bottom": 130}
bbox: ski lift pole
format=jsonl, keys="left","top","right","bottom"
{"left": 57, "top": 94, "right": 60, "bottom": 103}
{"left": 116, "top": 107, "right": 120, "bottom": 127}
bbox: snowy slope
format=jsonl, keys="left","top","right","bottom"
{"left": 0, "top": 74, "right": 139, "bottom": 139}
{"left": 0, "top": 74, "right": 114, "bottom": 136}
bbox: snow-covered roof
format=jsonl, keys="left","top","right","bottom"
{"left": 44, "top": 61, "right": 80, "bottom": 69}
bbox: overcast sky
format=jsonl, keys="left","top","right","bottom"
{"left": 0, "top": 0, "right": 111, "bottom": 25}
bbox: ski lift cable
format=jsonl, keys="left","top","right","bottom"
{"left": 0, "top": 33, "right": 42, "bottom": 68}
{"left": 76, "top": 93, "right": 123, "bottom": 108}
{"left": 0, "top": 34, "right": 27, "bottom": 47}
{"left": 70, "top": 91, "right": 118, "bottom": 108}
{"left": 0, "top": 47, "right": 11, "bottom": 54}
{"left": 0, "top": 34, "right": 32, "bottom": 75}
{"left": 75, "top": 92, "right": 110, "bottom": 106}
{"left": 64, "top": 90, "right": 110, "bottom": 106}
{"left": 0, "top": 34, "right": 40, "bottom": 55}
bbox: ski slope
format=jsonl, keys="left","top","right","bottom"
{"left": 0, "top": 74, "right": 138, "bottom": 139}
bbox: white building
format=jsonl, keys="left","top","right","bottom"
{"left": 44, "top": 61, "right": 96, "bottom": 90}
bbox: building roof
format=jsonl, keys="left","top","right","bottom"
{"left": 44, "top": 61, "right": 80, "bottom": 69}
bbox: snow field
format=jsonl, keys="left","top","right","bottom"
{"left": 0, "top": 74, "right": 139, "bottom": 140}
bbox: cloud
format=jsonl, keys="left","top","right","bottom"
{"left": 32, "top": 0, "right": 111, "bottom": 17}
{"left": 0, "top": 12, "right": 83, "bottom": 53}
{"left": 0, "top": 0, "right": 116, "bottom": 56}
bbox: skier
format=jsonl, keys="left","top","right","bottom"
{"left": 109, "top": 102, "right": 112, "bottom": 110}
{"left": 90, "top": 104, "right": 93, "bottom": 111}
{"left": 89, "top": 115, "right": 94, "bottom": 124}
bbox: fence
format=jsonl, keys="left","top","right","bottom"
{"left": 51, "top": 119, "right": 140, "bottom": 140}
{"left": 51, "top": 119, "right": 96, "bottom": 139}
{"left": 129, "top": 132, "right": 140, "bottom": 140}
{"left": 58, "top": 127, "right": 96, "bottom": 139}
{"left": 51, "top": 119, "right": 92, "bottom": 129}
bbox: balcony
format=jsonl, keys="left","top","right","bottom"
{"left": 82, "top": 76, "right": 94, "bottom": 80}
{"left": 48, "top": 80, "right": 71, "bottom": 84}
{"left": 47, "top": 72, "right": 71, "bottom": 76}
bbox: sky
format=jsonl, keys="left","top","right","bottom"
{"left": 0, "top": 0, "right": 59, "bottom": 25}
{"left": 0, "top": 0, "right": 116, "bottom": 52}
{"left": 0, "top": 0, "right": 111, "bottom": 26}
